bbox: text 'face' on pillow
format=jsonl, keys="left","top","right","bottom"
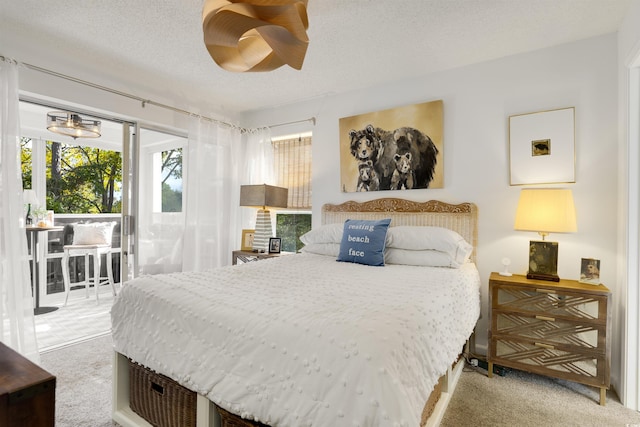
{"left": 72, "top": 222, "right": 116, "bottom": 245}
{"left": 337, "top": 218, "right": 391, "bottom": 266}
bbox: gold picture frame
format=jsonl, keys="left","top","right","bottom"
{"left": 509, "top": 107, "right": 575, "bottom": 185}
{"left": 241, "top": 229, "right": 255, "bottom": 251}
{"left": 339, "top": 100, "right": 444, "bottom": 192}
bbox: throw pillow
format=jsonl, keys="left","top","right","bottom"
{"left": 337, "top": 218, "right": 391, "bottom": 266}
{"left": 72, "top": 222, "right": 116, "bottom": 245}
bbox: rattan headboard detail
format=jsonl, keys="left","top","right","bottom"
{"left": 321, "top": 198, "right": 478, "bottom": 262}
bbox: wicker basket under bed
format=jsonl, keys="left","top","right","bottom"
{"left": 216, "top": 405, "right": 270, "bottom": 427}
{"left": 129, "top": 357, "right": 445, "bottom": 427}
{"left": 129, "top": 359, "right": 197, "bottom": 427}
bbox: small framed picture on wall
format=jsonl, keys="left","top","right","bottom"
{"left": 579, "top": 258, "right": 601, "bottom": 285}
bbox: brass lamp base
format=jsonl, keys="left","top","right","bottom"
{"left": 527, "top": 272, "right": 560, "bottom": 282}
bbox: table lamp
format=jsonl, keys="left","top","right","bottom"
{"left": 23, "top": 189, "right": 38, "bottom": 226}
{"left": 240, "top": 184, "right": 288, "bottom": 252}
{"left": 514, "top": 188, "right": 577, "bottom": 281}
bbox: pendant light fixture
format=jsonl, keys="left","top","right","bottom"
{"left": 202, "top": 0, "right": 309, "bottom": 72}
{"left": 46, "top": 111, "right": 101, "bottom": 139}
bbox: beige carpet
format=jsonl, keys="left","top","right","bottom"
{"left": 441, "top": 365, "right": 640, "bottom": 427}
{"left": 39, "top": 333, "right": 116, "bottom": 427}
{"left": 39, "top": 335, "right": 640, "bottom": 427}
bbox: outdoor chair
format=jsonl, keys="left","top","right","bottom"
{"left": 61, "top": 222, "right": 117, "bottom": 305}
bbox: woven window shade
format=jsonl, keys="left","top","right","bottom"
{"left": 273, "top": 136, "right": 312, "bottom": 209}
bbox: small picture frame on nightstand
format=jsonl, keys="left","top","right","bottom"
{"left": 268, "top": 237, "right": 281, "bottom": 254}
{"left": 241, "top": 229, "right": 255, "bottom": 251}
{"left": 579, "top": 258, "right": 601, "bottom": 285}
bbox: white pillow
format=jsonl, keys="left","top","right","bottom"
{"left": 72, "top": 222, "right": 116, "bottom": 245}
{"left": 386, "top": 226, "right": 473, "bottom": 264}
{"left": 300, "top": 223, "right": 344, "bottom": 245}
{"left": 300, "top": 243, "right": 341, "bottom": 257}
{"left": 385, "top": 248, "right": 463, "bottom": 268}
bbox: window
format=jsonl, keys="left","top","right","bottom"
{"left": 21, "top": 137, "right": 33, "bottom": 189}
{"left": 21, "top": 138, "right": 123, "bottom": 213}
{"left": 273, "top": 134, "right": 312, "bottom": 209}
{"left": 45, "top": 140, "right": 122, "bottom": 213}
{"left": 159, "top": 148, "right": 183, "bottom": 212}
{"left": 273, "top": 134, "right": 312, "bottom": 252}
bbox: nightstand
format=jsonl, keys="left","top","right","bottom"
{"left": 232, "top": 250, "right": 280, "bottom": 265}
{"left": 488, "top": 272, "right": 611, "bottom": 405}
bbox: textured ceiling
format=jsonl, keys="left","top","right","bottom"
{"left": 0, "top": 0, "right": 632, "bottom": 116}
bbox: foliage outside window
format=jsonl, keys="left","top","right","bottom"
{"left": 276, "top": 213, "right": 311, "bottom": 252}
{"left": 160, "top": 148, "right": 183, "bottom": 212}
{"left": 21, "top": 138, "right": 123, "bottom": 213}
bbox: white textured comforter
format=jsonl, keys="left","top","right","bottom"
{"left": 111, "top": 253, "right": 480, "bottom": 427}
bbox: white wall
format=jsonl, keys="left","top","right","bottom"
{"left": 617, "top": 0, "right": 640, "bottom": 409}
{"left": 242, "top": 34, "right": 621, "bottom": 388}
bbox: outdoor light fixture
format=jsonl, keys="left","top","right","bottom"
{"left": 240, "top": 184, "right": 288, "bottom": 252}
{"left": 514, "top": 188, "right": 577, "bottom": 281}
{"left": 47, "top": 111, "right": 101, "bottom": 139}
{"left": 202, "top": 0, "right": 309, "bottom": 72}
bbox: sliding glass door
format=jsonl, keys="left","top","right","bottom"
{"left": 135, "top": 126, "right": 187, "bottom": 275}
{"left": 19, "top": 101, "right": 125, "bottom": 306}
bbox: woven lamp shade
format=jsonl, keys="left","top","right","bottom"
{"left": 202, "top": 0, "right": 309, "bottom": 72}
{"left": 240, "top": 184, "right": 288, "bottom": 251}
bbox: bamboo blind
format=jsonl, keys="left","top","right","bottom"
{"left": 272, "top": 136, "right": 312, "bottom": 209}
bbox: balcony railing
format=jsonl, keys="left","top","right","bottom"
{"left": 30, "top": 214, "right": 122, "bottom": 297}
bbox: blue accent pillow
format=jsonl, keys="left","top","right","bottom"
{"left": 337, "top": 218, "right": 391, "bottom": 266}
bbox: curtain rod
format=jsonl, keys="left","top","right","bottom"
{"left": 1, "top": 55, "right": 315, "bottom": 134}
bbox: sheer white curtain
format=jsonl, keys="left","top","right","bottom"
{"left": 239, "top": 128, "right": 276, "bottom": 234}
{"left": 0, "top": 60, "right": 39, "bottom": 361}
{"left": 182, "top": 118, "right": 243, "bottom": 271}
{"left": 244, "top": 127, "right": 274, "bottom": 185}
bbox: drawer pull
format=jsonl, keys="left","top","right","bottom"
{"left": 536, "top": 315, "right": 555, "bottom": 322}
{"left": 534, "top": 342, "right": 555, "bottom": 350}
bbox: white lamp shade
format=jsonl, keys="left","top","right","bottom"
{"left": 514, "top": 188, "right": 577, "bottom": 234}
{"left": 23, "top": 189, "right": 39, "bottom": 205}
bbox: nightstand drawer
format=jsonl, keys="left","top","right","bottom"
{"left": 491, "top": 337, "right": 607, "bottom": 388}
{"left": 494, "top": 284, "right": 607, "bottom": 324}
{"left": 493, "top": 312, "right": 606, "bottom": 352}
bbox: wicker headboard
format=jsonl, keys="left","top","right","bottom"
{"left": 322, "top": 198, "right": 478, "bottom": 262}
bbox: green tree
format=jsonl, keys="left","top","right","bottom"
{"left": 161, "top": 148, "right": 182, "bottom": 212}
{"left": 46, "top": 142, "right": 122, "bottom": 213}
{"left": 276, "top": 213, "right": 311, "bottom": 252}
{"left": 161, "top": 182, "right": 182, "bottom": 212}
{"left": 20, "top": 137, "right": 32, "bottom": 189}
{"left": 161, "top": 149, "right": 182, "bottom": 184}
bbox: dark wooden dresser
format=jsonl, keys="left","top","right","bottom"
{"left": 0, "top": 342, "right": 55, "bottom": 427}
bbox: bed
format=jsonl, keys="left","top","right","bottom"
{"left": 112, "top": 198, "right": 480, "bottom": 427}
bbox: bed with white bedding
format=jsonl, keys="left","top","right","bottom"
{"left": 112, "top": 198, "right": 480, "bottom": 427}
